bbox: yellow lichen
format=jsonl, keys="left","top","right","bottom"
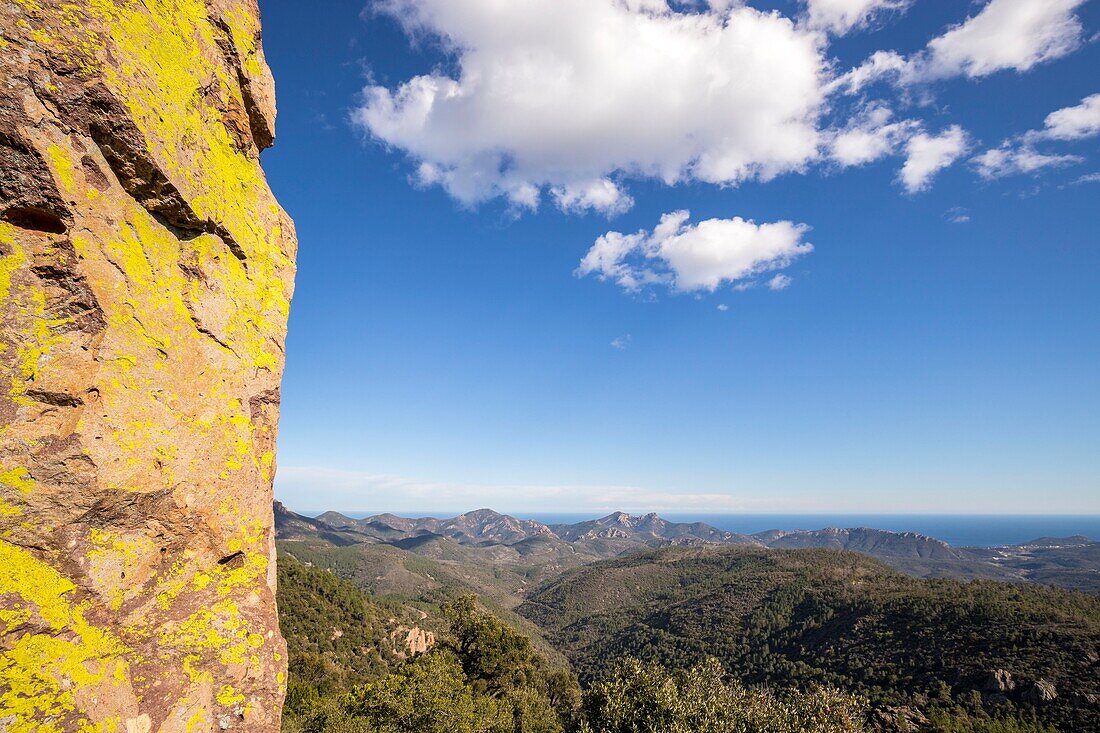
{"left": 0, "top": 222, "right": 24, "bottom": 306}
{"left": 216, "top": 684, "right": 244, "bottom": 707}
{"left": 85, "top": 529, "right": 158, "bottom": 610}
{"left": 5, "top": 277, "right": 69, "bottom": 406}
{"left": 185, "top": 709, "right": 209, "bottom": 733}
{"left": 46, "top": 143, "right": 75, "bottom": 191}
{"left": 1, "top": 1, "right": 290, "bottom": 724}
{"left": 0, "top": 541, "right": 131, "bottom": 729}
{"left": 0, "top": 467, "right": 35, "bottom": 518}
{"left": 0, "top": 467, "right": 35, "bottom": 495}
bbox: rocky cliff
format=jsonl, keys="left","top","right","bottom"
{"left": 0, "top": 1, "right": 295, "bottom": 730}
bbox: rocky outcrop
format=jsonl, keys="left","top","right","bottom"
{"left": 980, "top": 669, "right": 1016, "bottom": 695}
{"left": 1021, "top": 679, "right": 1057, "bottom": 706}
{"left": 0, "top": 1, "right": 295, "bottom": 731}
{"left": 390, "top": 625, "right": 435, "bottom": 658}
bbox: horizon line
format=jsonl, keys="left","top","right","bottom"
{"left": 278, "top": 504, "right": 1100, "bottom": 520}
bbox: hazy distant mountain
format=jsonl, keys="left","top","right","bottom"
{"left": 751, "top": 526, "right": 1099, "bottom": 591}
{"left": 756, "top": 526, "right": 967, "bottom": 560}
{"left": 274, "top": 503, "right": 1099, "bottom": 592}
{"left": 550, "top": 511, "right": 757, "bottom": 545}
{"left": 279, "top": 505, "right": 759, "bottom": 554}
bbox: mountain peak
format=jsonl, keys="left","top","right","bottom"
{"left": 462, "top": 508, "right": 506, "bottom": 519}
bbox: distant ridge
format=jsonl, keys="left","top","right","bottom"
{"left": 276, "top": 503, "right": 755, "bottom": 550}
{"left": 761, "top": 526, "right": 965, "bottom": 560}
{"left": 273, "top": 502, "right": 1100, "bottom": 591}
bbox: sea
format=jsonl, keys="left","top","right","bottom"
{"left": 518, "top": 513, "right": 1100, "bottom": 548}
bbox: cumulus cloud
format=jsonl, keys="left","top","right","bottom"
{"left": 577, "top": 210, "right": 812, "bottom": 294}
{"left": 767, "top": 274, "right": 793, "bottom": 291}
{"left": 833, "top": 50, "right": 908, "bottom": 93}
{"left": 924, "top": 0, "right": 1085, "bottom": 79}
{"left": 354, "top": 0, "right": 828, "bottom": 211}
{"left": 1034, "top": 93, "right": 1100, "bottom": 142}
{"left": 972, "top": 147, "right": 1082, "bottom": 179}
{"left": 354, "top": 0, "right": 1092, "bottom": 230}
{"left": 971, "top": 94, "right": 1098, "bottom": 179}
{"left": 551, "top": 179, "right": 634, "bottom": 216}
{"left": 841, "top": 0, "right": 1088, "bottom": 91}
{"left": 828, "top": 104, "right": 920, "bottom": 167}
{"left": 899, "top": 126, "right": 969, "bottom": 193}
{"left": 804, "top": 0, "right": 910, "bottom": 35}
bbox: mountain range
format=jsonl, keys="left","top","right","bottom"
{"left": 274, "top": 503, "right": 1100, "bottom": 731}
{"left": 274, "top": 503, "right": 1099, "bottom": 593}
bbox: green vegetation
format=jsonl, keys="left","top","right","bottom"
{"left": 926, "top": 709, "right": 1059, "bottom": 733}
{"left": 279, "top": 556, "right": 869, "bottom": 732}
{"left": 277, "top": 556, "right": 408, "bottom": 714}
{"left": 277, "top": 539, "right": 566, "bottom": 664}
{"left": 580, "top": 658, "right": 866, "bottom": 733}
{"left": 279, "top": 545, "right": 1100, "bottom": 731}
{"left": 280, "top": 577, "right": 579, "bottom": 733}
{"left": 519, "top": 546, "right": 1100, "bottom": 732}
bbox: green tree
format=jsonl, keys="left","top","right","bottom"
{"left": 581, "top": 658, "right": 868, "bottom": 733}
{"left": 442, "top": 595, "right": 547, "bottom": 696}
{"left": 344, "top": 651, "right": 513, "bottom": 733}
{"left": 441, "top": 595, "right": 577, "bottom": 732}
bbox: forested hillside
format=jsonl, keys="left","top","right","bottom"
{"left": 519, "top": 546, "right": 1100, "bottom": 731}
{"left": 276, "top": 555, "right": 877, "bottom": 732}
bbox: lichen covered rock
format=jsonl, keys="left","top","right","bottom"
{"left": 0, "top": 0, "right": 295, "bottom": 730}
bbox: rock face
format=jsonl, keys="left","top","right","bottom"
{"left": 1021, "top": 679, "right": 1057, "bottom": 705}
{"left": 390, "top": 625, "right": 436, "bottom": 658}
{"left": 980, "top": 669, "right": 1016, "bottom": 695}
{"left": 0, "top": 1, "right": 294, "bottom": 730}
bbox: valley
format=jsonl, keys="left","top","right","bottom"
{"left": 275, "top": 503, "right": 1099, "bottom": 731}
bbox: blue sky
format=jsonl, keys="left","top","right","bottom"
{"left": 262, "top": 0, "right": 1099, "bottom": 515}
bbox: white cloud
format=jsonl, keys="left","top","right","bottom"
{"left": 1035, "top": 93, "right": 1100, "bottom": 141}
{"left": 899, "top": 125, "right": 968, "bottom": 193}
{"left": 767, "top": 273, "right": 793, "bottom": 291}
{"left": 924, "top": 0, "right": 1085, "bottom": 79}
{"left": 577, "top": 210, "right": 812, "bottom": 293}
{"left": 841, "top": 0, "right": 1087, "bottom": 90}
{"left": 716, "top": 303, "right": 730, "bottom": 311}
{"left": 833, "top": 50, "right": 909, "bottom": 93}
{"left": 610, "top": 334, "right": 632, "bottom": 350}
{"left": 972, "top": 146, "right": 1082, "bottom": 179}
{"left": 354, "top": 0, "right": 828, "bottom": 211}
{"left": 275, "top": 466, "right": 779, "bottom": 514}
{"left": 946, "top": 207, "right": 970, "bottom": 224}
{"left": 804, "top": 0, "right": 910, "bottom": 35}
{"left": 359, "top": 0, "right": 1079, "bottom": 211}
{"left": 1073, "top": 172, "right": 1100, "bottom": 185}
{"left": 551, "top": 179, "right": 634, "bottom": 216}
{"left": 971, "top": 93, "right": 1098, "bottom": 179}
{"left": 828, "top": 104, "right": 920, "bottom": 167}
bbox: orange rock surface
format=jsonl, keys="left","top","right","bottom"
{"left": 0, "top": 1, "right": 295, "bottom": 729}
